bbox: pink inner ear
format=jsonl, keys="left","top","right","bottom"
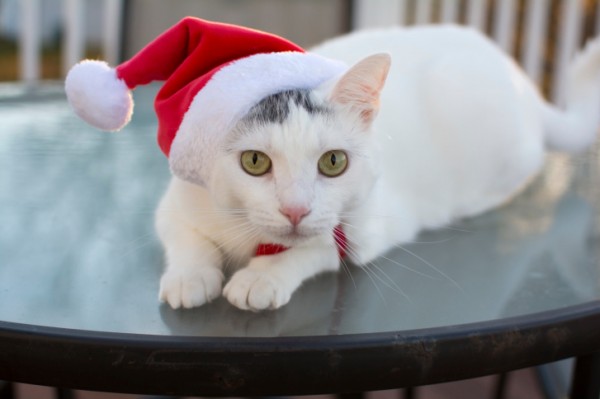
{"left": 330, "top": 54, "right": 390, "bottom": 124}
{"left": 333, "top": 80, "right": 381, "bottom": 124}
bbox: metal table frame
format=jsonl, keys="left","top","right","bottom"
{"left": 0, "top": 301, "right": 598, "bottom": 397}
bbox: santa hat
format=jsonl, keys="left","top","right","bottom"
{"left": 65, "top": 17, "right": 346, "bottom": 185}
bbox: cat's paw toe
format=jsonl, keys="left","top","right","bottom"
{"left": 223, "top": 269, "right": 291, "bottom": 311}
{"left": 159, "top": 267, "right": 224, "bottom": 309}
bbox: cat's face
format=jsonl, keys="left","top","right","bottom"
{"left": 210, "top": 93, "right": 378, "bottom": 245}
{"left": 207, "top": 54, "right": 390, "bottom": 245}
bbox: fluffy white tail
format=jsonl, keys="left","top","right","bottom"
{"left": 543, "top": 37, "right": 600, "bottom": 152}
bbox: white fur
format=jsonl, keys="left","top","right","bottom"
{"left": 157, "top": 25, "right": 600, "bottom": 311}
{"left": 65, "top": 60, "right": 133, "bottom": 131}
{"left": 169, "top": 52, "right": 347, "bottom": 186}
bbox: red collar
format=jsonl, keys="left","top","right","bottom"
{"left": 255, "top": 225, "right": 347, "bottom": 258}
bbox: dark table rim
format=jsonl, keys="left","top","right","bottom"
{"left": 1, "top": 300, "right": 599, "bottom": 396}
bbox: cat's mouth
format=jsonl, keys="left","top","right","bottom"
{"left": 282, "top": 228, "right": 310, "bottom": 240}
{"left": 261, "top": 224, "right": 325, "bottom": 246}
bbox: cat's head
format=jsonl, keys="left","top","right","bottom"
{"left": 208, "top": 54, "right": 391, "bottom": 245}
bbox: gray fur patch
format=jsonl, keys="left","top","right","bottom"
{"left": 242, "top": 89, "right": 329, "bottom": 125}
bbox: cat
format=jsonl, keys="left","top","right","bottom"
{"left": 156, "top": 25, "right": 600, "bottom": 311}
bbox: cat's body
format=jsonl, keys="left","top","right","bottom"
{"left": 157, "top": 25, "right": 600, "bottom": 311}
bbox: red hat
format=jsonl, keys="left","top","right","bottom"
{"left": 65, "top": 17, "right": 346, "bottom": 185}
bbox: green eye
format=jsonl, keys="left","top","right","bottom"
{"left": 241, "top": 150, "right": 272, "bottom": 176}
{"left": 318, "top": 150, "right": 348, "bottom": 177}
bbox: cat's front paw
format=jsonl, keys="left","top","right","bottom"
{"left": 159, "top": 266, "right": 224, "bottom": 309}
{"left": 223, "top": 268, "right": 292, "bottom": 311}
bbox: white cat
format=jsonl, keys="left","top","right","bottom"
{"left": 156, "top": 25, "right": 600, "bottom": 311}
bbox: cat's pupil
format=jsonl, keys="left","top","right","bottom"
{"left": 330, "top": 153, "right": 337, "bottom": 166}
{"left": 252, "top": 152, "right": 258, "bottom": 165}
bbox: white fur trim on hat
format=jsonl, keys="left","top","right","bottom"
{"left": 169, "top": 52, "right": 347, "bottom": 185}
{"left": 65, "top": 60, "right": 133, "bottom": 131}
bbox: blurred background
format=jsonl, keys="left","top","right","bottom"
{"left": 0, "top": 0, "right": 351, "bottom": 82}
{"left": 1, "top": 0, "right": 600, "bottom": 103}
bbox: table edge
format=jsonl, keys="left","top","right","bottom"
{"left": 1, "top": 300, "right": 599, "bottom": 395}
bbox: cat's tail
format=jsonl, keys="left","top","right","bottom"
{"left": 542, "top": 36, "right": 600, "bottom": 152}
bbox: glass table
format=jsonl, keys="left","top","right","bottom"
{"left": 0, "top": 84, "right": 599, "bottom": 396}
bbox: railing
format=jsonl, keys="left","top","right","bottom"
{"left": 17, "top": 0, "right": 597, "bottom": 106}
{"left": 352, "top": 0, "right": 598, "bottom": 105}
{"left": 18, "top": 0, "right": 123, "bottom": 84}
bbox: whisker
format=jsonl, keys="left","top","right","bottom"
{"left": 408, "top": 237, "right": 454, "bottom": 245}
{"left": 395, "top": 245, "right": 464, "bottom": 292}
{"left": 211, "top": 222, "right": 259, "bottom": 252}
{"left": 358, "top": 263, "right": 387, "bottom": 305}
{"left": 339, "top": 239, "right": 392, "bottom": 304}
{"left": 337, "top": 222, "right": 438, "bottom": 302}
{"left": 368, "top": 261, "right": 411, "bottom": 303}
{"left": 439, "top": 225, "right": 473, "bottom": 233}
{"left": 114, "top": 232, "right": 158, "bottom": 262}
{"left": 128, "top": 208, "right": 242, "bottom": 215}
{"left": 338, "top": 212, "right": 474, "bottom": 235}
{"left": 339, "top": 257, "right": 357, "bottom": 291}
{"left": 378, "top": 254, "right": 436, "bottom": 279}
{"left": 128, "top": 206, "right": 249, "bottom": 216}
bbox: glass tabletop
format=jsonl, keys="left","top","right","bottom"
{"left": 1, "top": 83, "right": 599, "bottom": 338}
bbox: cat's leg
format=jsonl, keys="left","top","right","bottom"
{"left": 344, "top": 214, "right": 417, "bottom": 265}
{"left": 156, "top": 209, "right": 224, "bottom": 309}
{"left": 343, "top": 185, "right": 419, "bottom": 265}
{"left": 223, "top": 239, "right": 339, "bottom": 311}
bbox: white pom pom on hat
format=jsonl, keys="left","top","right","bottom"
{"left": 64, "top": 17, "right": 347, "bottom": 186}
{"left": 65, "top": 60, "right": 133, "bottom": 131}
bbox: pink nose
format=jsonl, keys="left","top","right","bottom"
{"left": 280, "top": 206, "right": 310, "bottom": 226}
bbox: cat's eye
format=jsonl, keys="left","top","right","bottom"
{"left": 318, "top": 150, "right": 348, "bottom": 177}
{"left": 241, "top": 150, "right": 272, "bottom": 176}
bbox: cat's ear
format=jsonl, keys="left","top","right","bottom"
{"left": 330, "top": 53, "right": 391, "bottom": 125}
